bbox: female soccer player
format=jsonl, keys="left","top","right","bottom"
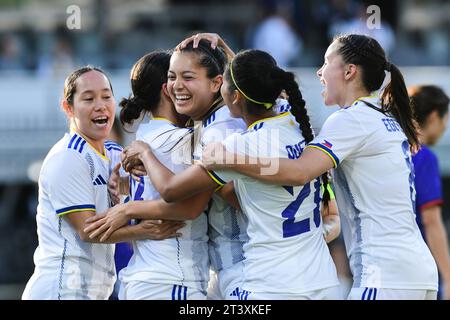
{"left": 409, "top": 85, "right": 450, "bottom": 300}
{"left": 22, "top": 66, "right": 183, "bottom": 300}
{"left": 202, "top": 34, "right": 439, "bottom": 300}
{"left": 107, "top": 51, "right": 212, "bottom": 299}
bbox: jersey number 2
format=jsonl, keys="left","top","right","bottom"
{"left": 130, "top": 177, "right": 145, "bottom": 201}
{"left": 281, "top": 179, "right": 321, "bottom": 238}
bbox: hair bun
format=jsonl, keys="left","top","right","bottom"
{"left": 119, "top": 95, "right": 142, "bottom": 124}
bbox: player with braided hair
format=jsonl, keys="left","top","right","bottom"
{"left": 122, "top": 48, "right": 340, "bottom": 300}
{"left": 202, "top": 34, "right": 438, "bottom": 300}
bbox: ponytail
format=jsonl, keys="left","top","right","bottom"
{"left": 119, "top": 96, "right": 145, "bottom": 128}
{"left": 335, "top": 34, "right": 418, "bottom": 150}
{"left": 279, "top": 69, "right": 331, "bottom": 205}
{"left": 119, "top": 51, "right": 171, "bottom": 130}
{"left": 381, "top": 64, "right": 419, "bottom": 149}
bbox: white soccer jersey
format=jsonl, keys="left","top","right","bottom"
{"left": 193, "top": 106, "right": 249, "bottom": 272}
{"left": 308, "top": 96, "right": 438, "bottom": 290}
{"left": 210, "top": 112, "right": 339, "bottom": 295}
{"left": 104, "top": 140, "right": 126, "bottom": 176}
{"left": 23, "top": 130, "right": 115, "bottom": 300}
{"left": 118, "top": 118, "right": 210, "bottom": 294}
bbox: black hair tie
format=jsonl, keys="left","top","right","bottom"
{"left": 384, "top": 61, "right": 392, "bottom": 72}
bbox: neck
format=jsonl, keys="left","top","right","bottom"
{"left": 418, "top": 128, "right": 432, "bottom": 146}
{"left": 341, "top": 87, "right": 371, "bottom": 108}
{"left": 194, "top": 96, "right": 223, "bottom": 122}
{"left": 242, "top": 108, "right": 276, "bottom": 127}
{"left": 153, "top": 96, "right": 188, "bottom": 127}
{"left": 71, "top": 127, "right": 105, "bottom": 155}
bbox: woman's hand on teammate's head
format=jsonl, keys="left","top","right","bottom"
{"left": 176, "top": 32, "right": 235, "bottom": 60}
{"left": 177, "top": 33, "right": 220, "bottom": 50}
{"left": 201, "top": 142, "right": 228, "bottom": 170}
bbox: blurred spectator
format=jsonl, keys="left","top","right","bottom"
{"left": 0, "top": 34, "right": 23, "bottom": 70}
{"left": 312, "top": 0, "right": 361, "bottom": 52}
{"left": 248, "top": 0, "right": 303, "bottom": 68}
{"left": 37, "top": 27, "right": 77, "bottom": 78}
{"left": 410, "top": 85, "right": 450, "bottom": 300}
{"left": 328, "top": 2, "right": 395, "bottom": 55}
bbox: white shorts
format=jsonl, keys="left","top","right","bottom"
{"left": 119, "top": 281, "right": 207, "bottom": 300}
{"left": 207, "top": 261, "right": 244, "bottom": 300}
{"left": 237, "top": 285, "right": 341, "bottom": 300}
{"left": 22, "top": 272, "right": 112, "bottom": 300}
{"left": 347, "top": 287, "right": 437, "bottom": 300}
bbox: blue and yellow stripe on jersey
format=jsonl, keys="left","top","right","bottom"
{"left": 207, "top": 170, "right": 226, "bottom": 187}
{"left": 306, "top": 143, "right": 339, "bottom": 168}
{"left": 56, "top": 204, "right": 96, "bottom": 216}
{"left": 69, "top": 128, "right": 110, "bottom": 161}
{"left": 203, "top": 110, "right": 217, "bottom": 128}
{"left": 247, "top": 112, "right": 289, "bottom": 132}
{"left": 104, "top": 140, "right": 123, "bottom": 152}
{"left": 206, "top": 170, "right": 227, "bottom": 192}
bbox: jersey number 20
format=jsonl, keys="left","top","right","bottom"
{"left": 281, "top": 179, "right": 321, "bottom": 238}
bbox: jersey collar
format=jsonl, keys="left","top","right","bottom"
{"left": 70, "top": 128, "right": 110, "bottom": 161}
{"left": 247, "top": 112, "right": 289, "bottom": 130}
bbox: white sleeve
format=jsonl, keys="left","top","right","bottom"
{"left": 42, "top": 151, "right": 96, "bottom": 216}
{"left": 307, "top": 109, "right": 367, "bottom": 167}
{"left": 202, "top": 118, "right": 245, "bottom": 145}
{"left": 208, "top": 132, "right": 247, "bottom": 185}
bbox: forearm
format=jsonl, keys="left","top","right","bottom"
{"left": 225, "top": 156, "right": 310, "bottom": 186}
{"left": 425, "top": 223, "right": 450, "bottom": 282}
{"left": 124, "top": 192, "right": 211, "bottom": 221}
{"left": 119, "top": 176, "right": 130, "bottom": 195}
{"left": 216, "top": 182, "right": 241, "bottom": 210}
{"left": 219, "top": 39, "right": 235, "bottom": 61}
{"left": 82, "top": 223, "right": 144, "bottom": 243}
{"left": 139, "top": 149, "right": 175, "bottom": 197}
{"left": 101, "top": 224, "right": 152, "bottom": 243}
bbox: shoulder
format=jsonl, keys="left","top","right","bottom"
{"left": 321, "top": 106, "right": 366, "bottom": 132}
{"left": 66, "top": 131, "right": 89, "bottom": 155}
{"left": 203, "top": 106, "right": 246, "bottom": 131}
{"left": 413, "top": 145, "right": 439, "bottom": 166}
{"left": 104, "top": 140, "right": 123, "bottom": 152}
{"left": 42, "top": 146, "right": 87, "bottom": 177}
{"left": 275, "top": 98, "right": 291, "bottom": 114}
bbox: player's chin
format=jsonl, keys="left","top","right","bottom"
{"left": 174, "top": 104, "right": 192, "bottom": 117}
{"left": 322, "top": 93, "right": 335, "bottom": 106}
{"left": 90, "top": 126, "right": 111, "bottom": 141}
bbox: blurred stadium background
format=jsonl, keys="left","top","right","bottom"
{"left": 0, "top": 0, "right": 449, "bottom": 299}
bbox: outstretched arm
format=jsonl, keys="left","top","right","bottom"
{"left": 202, "top": 142, "right": 334, "bottom": 186}
{"left": 64, "top": 211, "right": 184, "bottom": 243}
{"left": 123, "top": 141, "right": 218, "bottom": 202}
{"left": 83, "top": 189, "right": 213, "bottom": 241}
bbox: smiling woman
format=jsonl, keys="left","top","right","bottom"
{"left": 21, "top": 66, "right": 167, "bottom": 300}
{"left": 61, "top": 67, "right": 115, "bottom": 152}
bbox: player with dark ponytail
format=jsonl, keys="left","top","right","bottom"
{"left": 203, "top": 34, "right": 438, "bottom": 300}
{"left": 123, "top": 48, "right": 341, "bottom": 299}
